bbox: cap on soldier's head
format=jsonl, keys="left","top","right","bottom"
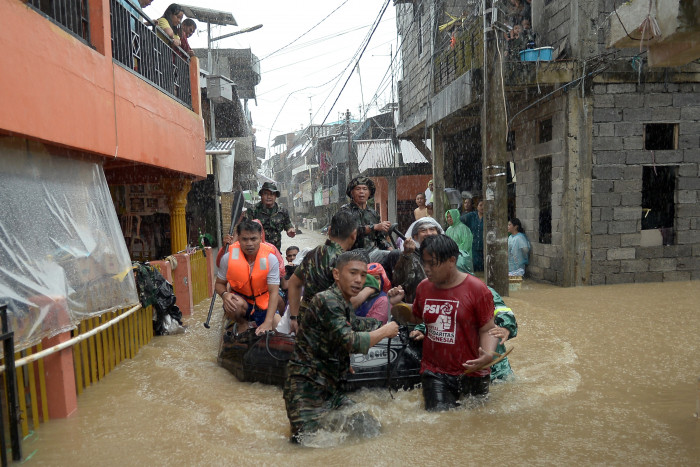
{"left": 259, "top": 182, "right": 281, "bottom": 197}
{"left": 346, "top": 176, "right": 376, "bottom": 198}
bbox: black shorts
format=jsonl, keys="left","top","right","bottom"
{"left": 421, "top": 370, "right": 490, "bottom": 411}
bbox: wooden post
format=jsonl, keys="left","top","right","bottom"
{"left": 481, "top": 7, "right": 509, "bottom": 296}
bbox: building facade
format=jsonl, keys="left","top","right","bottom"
{"left": 394, "top": 0, "right": 700, "bottom": 286}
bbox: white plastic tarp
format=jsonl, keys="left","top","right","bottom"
{"left": 216, "top": 149, "right": 235, "bottom": 193}
{"left": 0, "top": 138, "right": 138, "bottom": 351}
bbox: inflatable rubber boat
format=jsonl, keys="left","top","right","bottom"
{"left": 217, "top": 323, "right": 423, "bottom": 392}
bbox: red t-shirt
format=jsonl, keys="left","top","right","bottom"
{"left": 413, "top": 274, "right": 494, "bottom": 376}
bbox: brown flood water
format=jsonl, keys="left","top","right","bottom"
{"left": 23, "top": 243, "right": 700, "bottom": 465}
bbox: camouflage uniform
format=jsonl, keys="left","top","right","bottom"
{"left": 293, "top": 239, "right": 343, "bottom": 317}
{"left": 283, "top": 284, "right": 382, "bottom": 441}
{"left": 341, "top": 201, "right": 392, "bottom": 252}
{"left": 490, "top": 287, "right": 517, "bottom": 381}
{"left": 246, "top": 201, "right": 292, "bottom": 251}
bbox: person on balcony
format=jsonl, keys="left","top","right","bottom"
{"left": 178, "top": 18, "right": 197, "bottom": 58}
{"left": 214, "top": 219, "right": 281, "bottom": 336}
{"left": 157, "top": 3, "right": 184, "bottom": 48}
{"left": 246, "top": 182, "right": 295, "bottom": 252}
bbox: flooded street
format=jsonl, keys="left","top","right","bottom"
{"left": 24, "top": 230, "right": 700, "bottom": 465}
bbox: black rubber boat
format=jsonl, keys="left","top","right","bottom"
{"left": 217, "top": 323, "right": 423, "bottom": 391}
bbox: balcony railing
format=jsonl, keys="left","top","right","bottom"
{"left": 434, "top": 17, "right": 483, "bottom": 93}
{"left": 110, "top": 0, "right": 192, "bottom": 108}
{"left": 26, "top": 0, "right": 90, "bottom": 43}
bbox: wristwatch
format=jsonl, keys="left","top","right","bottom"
{"left": 289, "top": 315, "right": 297, "bottom": 321}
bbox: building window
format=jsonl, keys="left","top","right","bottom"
{"left": 642, "top": 166, "right": 675, "bottom": 238}
{"left": 644, "top": 123, "right": 677, "bottom": 150}
{"left": 538, "top": 157, "right": 552, "bottom": 244}
{"left": 416, "top": 3, "right": 423, "bottom": 55}
{"left": 538, "top": 118, "right": 553, "bottom": 143}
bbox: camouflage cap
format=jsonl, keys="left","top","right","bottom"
{"left": 346, "top": 176, "right": 376, "bottom": 198}
{"left": 258, "top": 182, "right": 281, "bottom": 197}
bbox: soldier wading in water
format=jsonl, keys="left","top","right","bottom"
{"left": 283, "top": 250, "right": 399, "bottom": 444}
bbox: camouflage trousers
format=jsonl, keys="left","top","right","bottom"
{"left": 283, "top": 376, "right": 380, "bottom": 443}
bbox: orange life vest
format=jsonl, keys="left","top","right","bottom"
{"left": 225, "top": 241, "right": 275, "bottom": 310}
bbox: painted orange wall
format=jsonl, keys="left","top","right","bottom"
{"left": 370, "top": 174, "right": 432, "bottom": 220}
{"left": 0, "top": 0, "right": 205, "bottom": 177}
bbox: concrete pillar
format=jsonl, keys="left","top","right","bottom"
{"left": 149, "top": 260, "right": 173, "bottom": 282}
{"left": 162, "top": 179, "right": 192, "bottom": 254}
{"left": 43, "top": 332, "right": 77, "bottom": 419}
{"left": 189, "top": 56, "right": 202, "bottom": 116}
{"left": 87, "top": 0, "right": 111, "bottom": 56}
{"left": 387, "top": 177, "right": 397, "bottom": 224}
{"left": 172, "top": 253, "right": 193, "bottom": 316}
{"left": 561, "top": 86, "right": 592, "bottom": 286}
{"left": 431, "top": 127, "right": 446, "bottom": 225}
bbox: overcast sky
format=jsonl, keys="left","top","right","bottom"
{"left": 144, "top": 0, "right": 399, "bottom": 156}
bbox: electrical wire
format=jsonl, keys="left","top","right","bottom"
{"left": 260, "top": 0, "right": 350, "bottom": 61}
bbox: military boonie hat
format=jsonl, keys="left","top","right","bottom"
{"left": 346, "top": 176, "right": 376, "bottom": 198}
{"left": 258, "top": 182, "right": 281, "bottom": 197}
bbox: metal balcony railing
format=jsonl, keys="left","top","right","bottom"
{"left": 110, "top": 0, "right": 192, "bottom": 108}
{"left": 26, "top": 0, "right": 90, "bottom": 43}
{"left": 434, "top": 15, "right": 483, "bottom": 93}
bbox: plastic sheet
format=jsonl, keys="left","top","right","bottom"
{"left": 0, "top": 138, "right": 138, "bottom": 351}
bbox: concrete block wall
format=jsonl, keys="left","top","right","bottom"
{"left": 510, "top": 95, "right": 568, "bottom": 284}
{"left": 590, "top": 81, "right": 700, "bottom": 284}
{"left": 396, "top": 3, "right": 435, "bottom": 126}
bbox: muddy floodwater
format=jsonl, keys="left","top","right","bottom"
{"left": 24, "top": 231, "right": 700, "bottom": 465}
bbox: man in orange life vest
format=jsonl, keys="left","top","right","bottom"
{"left": 215, "top": 219, "right": 281, "bottom": 335}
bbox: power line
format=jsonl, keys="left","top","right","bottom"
{"left": 318, "top": 0, "right": 392, "bottom": 126}
{"left": 260, "top": 0, "right": 350, "bottom": 61}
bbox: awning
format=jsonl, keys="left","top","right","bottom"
{"left": 206, "top": 139, "right": 235, "bottom": 154}
{"left": 179, "top": 5, "right": 237, "bottom": 26}
{"left": 292, "top": 163, "right": 319, "bottom": 176}
{"left": 256, "top": 172, "right": 276, "bottom": 184}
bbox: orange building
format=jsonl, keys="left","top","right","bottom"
{"left": 1, "top": 0, "right": 205, "bottom": 256}
{"left": 0, "top": 0, "right": 207, "bottom": 430}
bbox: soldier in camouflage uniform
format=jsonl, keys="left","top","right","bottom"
{"left": 283, "top": 250, "right": 399, "bottom": 444}
{"left": 340, "top": 177, "right": 392, "bottom": 256}
{"left": 286, "top": 210, "right": 358, "bottom": 334}
{"left": 246, "top": 182, "right": 294, "bottom": 251}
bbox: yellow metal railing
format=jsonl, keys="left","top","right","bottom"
{"left": 190, "top": 249, "right": 210, "bottom": 305}
{"left": 1, "top": 305, "right": 154, "bottom": 438}
{"left": 72, "top": 305, "right": 153, "bottom": 395}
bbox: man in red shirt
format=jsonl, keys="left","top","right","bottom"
{"left": 405, "top": 234, "right": 498, "bottom": 411}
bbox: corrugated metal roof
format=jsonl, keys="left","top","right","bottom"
{"left": 355, "top": 139, "right": 428, "bottom": 172}
{"left": 205, "top": 140, "right": 235, "bottom": 153}
{"left": 179, "top": 5, "right": 237, "bottom": 26}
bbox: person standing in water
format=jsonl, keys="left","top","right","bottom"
{"left": 462, "top": 199, "right": 484, "bottom": 271}
{"left": 401, "top": 235, "right": 498, "bottom": 411}
{"left": 283, "top": 250, "right": 399, "bottom": 443}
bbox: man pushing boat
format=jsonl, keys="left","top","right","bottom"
{"left": 283, "top": 250, "right": 399, "bottom": 444}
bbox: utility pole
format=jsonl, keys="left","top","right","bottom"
{"left": 482, "top": 1, "right": 509, "bottom": 296}
{"left": 347, "top": 109, "right": 358, "bottom": 179}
